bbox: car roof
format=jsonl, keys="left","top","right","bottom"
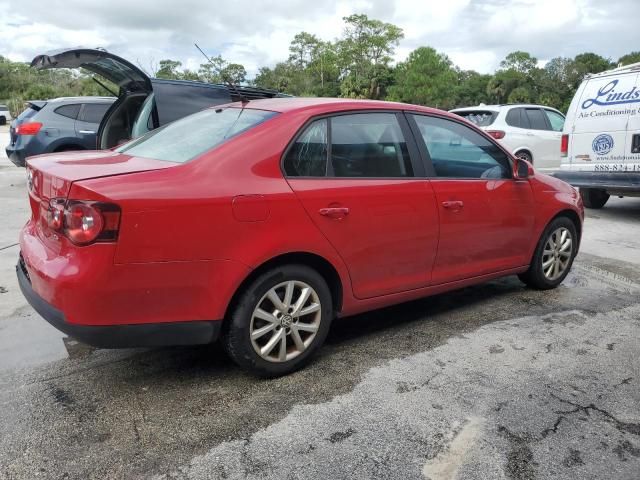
{"left": 47, "top": 96, "right": 117, "bottom": 104}
{"left": 451, "top": 104, "right": 560, "bottom": 112}
{"left": 230, "top": 97, "right": 448, "bottom": 116}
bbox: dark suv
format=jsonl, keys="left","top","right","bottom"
{"left": 6, "top": 96, "right": 116, "bottom": 167}
{"left": 29, "top": 48, "right": 288, "bottom": 151}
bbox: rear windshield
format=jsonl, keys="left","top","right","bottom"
{"left": 0, "top": 105, "right": 7, "bottom": 111}
{"left": 452, "top": 110, "right": 498, "bottom": 127}
{"left": 16, "top": 107, "right": 39, "bottom": 122}
{"left": 116, "top": 107, "right": 277, "bottom": 163}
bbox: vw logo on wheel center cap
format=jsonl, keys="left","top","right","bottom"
{"left": 280, "top": 314, "right": 293, "bottom": 328}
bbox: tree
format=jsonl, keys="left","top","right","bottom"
{"left": 221, "top": 63, "right": 247, "bottom": 84}
{"left": 387, "top": 47, "right": 457, "bottom": 108}
{"left": 454, "top": 70, "right": 491, "bottom": 107}
{"left": 618, "top": 51, "right": 640, "bottom": 66}
{"left": 155, "top": 59, "right": 183, "bottom": 79}
{"left": 337, "top": 14, "right": 404, "bottom": 99}
{"left": 500, "top": 51, "right": 538, "bottom": 75}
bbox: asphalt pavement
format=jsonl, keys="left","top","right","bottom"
{"left": 0, "top": 124, "right": 638, "bottom": 480}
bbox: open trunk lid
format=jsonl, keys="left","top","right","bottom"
{"left": 31, "top": 48, "right": 151, "bottom": 93}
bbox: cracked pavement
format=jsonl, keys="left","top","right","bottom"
{"left": 0, "top": 126, "right": 639, "bottom": 479}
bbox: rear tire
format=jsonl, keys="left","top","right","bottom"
{"left": 580, "top": 188, "right": 609, "bottom": 209}
{"left": 0, "top": 117, "right": 6, "bottom": 126}
{"left": 519, "top": 216, "right": 577, "bottom": 290}
{"left": 515, "top": 150, "right": 533, "bottom": 164}
{"left": 222, "top": 264, "right": 333, "bottom": 377}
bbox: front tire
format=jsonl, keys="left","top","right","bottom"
{"left": 519, "top": 216, "right": 577, "bottom": 290}
{"left": 222, "top": 264, "right": 333, "bottom": 377}
{"left": 580, "top": 188, "right": 609, "bottom": 209}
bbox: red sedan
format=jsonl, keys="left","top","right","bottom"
{"left": 18, "top": 98, "right": 583, "bottom": 376}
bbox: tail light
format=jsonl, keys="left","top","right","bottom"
{"left": 45, "top": 199, "right": 121, "bottom": 245}
{"left": 487, "top": 130, "right": 505, "bottom": 140}
{"left": 16, "top": 122, "right": 43, "bottom": 135}
{"left": 561, "top": 134, "right": 569, "bottom": 157}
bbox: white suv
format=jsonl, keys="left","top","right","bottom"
{"left": 0, "top": 104, "right": 12, "bottom": 126}
{"left": 450, "top": 104, "right": 566, "bottom": 171}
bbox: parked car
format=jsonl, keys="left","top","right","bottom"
{"left": 6, "top": 97, "right": 116, "bottom": 167}
{"left": 555, "top": 62, "right": 640, "bottom": 208}
{"left": 17, "top": 98, "right": 583, "bottom": 377}
{"left": 450, "top": 104, "right": 566, "bottom": 171}
{"left": 30, "top": 48, "right": 287, "bottom": 151}
{"left": 0, "top": 104, "right": 12, "bottom": 125}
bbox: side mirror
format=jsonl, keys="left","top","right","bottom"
{"left": 514, "top": 158, "right": 533, "bottom": 179}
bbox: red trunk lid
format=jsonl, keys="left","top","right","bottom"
{"left": 26, "top": 151, "right": 175, "bottom": 247}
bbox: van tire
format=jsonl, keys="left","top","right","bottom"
{"left": 580, "top": 188, "right": 609, "bottom": 209}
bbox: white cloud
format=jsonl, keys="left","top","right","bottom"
{"left": 0, "top": 0, "right": 638, "bottom": 78}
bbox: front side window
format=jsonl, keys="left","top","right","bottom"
{"left": 117, "top": 107, "right": 277, "bottom": 163}
{"left": 412, "top": 114, "right": 511, "bottom": 179}
{"left": 544, "top": 109, "right": 565, "bottom": 132}
{"left": 283, "top": 119, "right": 328, "bottom": 176}
{"left": 330, "top": 113, "right": 413, "bottom": 178}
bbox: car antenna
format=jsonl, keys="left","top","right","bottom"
{"left": 194, "top": 43, "right": 249, "bottom": 104}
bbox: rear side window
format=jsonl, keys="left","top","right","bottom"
{"left": 525, "top": 108, "right": 549, "bottom": 130}
{"left": 81, "top": 103, "right": 112, "bottom": 123}
{"left": 330, "top": 113, "right": 413, "bottom": 178}
{"left": 116, "top": 107, "right": 277, "bottom": 163}
{"left": 54, "top": 104, "right": 81, "bottom": 120}
{"left": 544, "top": 110, "right": 565, "bottom": 132}
{"left": 505, "top": 108, "right": 524, "bottom": 128}
{"left": 452, "top": 110, "right": 497, "bottom": 127}
{"left": 283, "top": 119, "right": 328, "bottom": 176}
{"left": 412, "top": 114, "right": 510, "bottom": 179}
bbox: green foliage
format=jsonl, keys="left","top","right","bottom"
{"left": 1, "top": 17, "right": 637, "bottom": 118}
{"left": 618, "top": 51, "right": 640, "bottom": 66}
{"left": 387, "top": 47, "right": 457, "bottom": 109}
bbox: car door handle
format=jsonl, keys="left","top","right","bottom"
{"left": 442, "top": 200, "right": 464, "bottom": 210}
{"left": 319, "top": 207, "right": 350, "bottom": 219}
{"left": 79, "top": 130, "right": 95, "bottom": 134}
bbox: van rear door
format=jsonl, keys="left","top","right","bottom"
{"left": 570, "top": 72, "right": 638, "bottom": 172}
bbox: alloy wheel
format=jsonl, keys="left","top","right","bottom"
{"left": 541, "top": 227, "right": 573, "bottom": 281}
{"left": 249, "top": 280, "right": 322, "bottom": 363}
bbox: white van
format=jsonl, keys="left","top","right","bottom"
{"left": 556, "top": 63, "right": 640, "bottom": 208}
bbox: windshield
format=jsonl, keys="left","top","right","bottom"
{"left": 116, "top": 107, "right": 278, "bottom": 163}
{"left": 452, "top": 110, "right": 498, "bottom": 127}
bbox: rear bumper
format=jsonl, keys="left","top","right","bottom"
{"left": 17, "top": 257, "right": 222, "bottom": 348}
{"left": 5, "top": 145, "right": 26, "bottom": 167}
{"left": 553, "top": 171, "right": 640, "bottom": 192}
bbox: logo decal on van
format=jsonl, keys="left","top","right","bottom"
{"left": 592, "top": 134, "right": 614, "bottom": 156}
{"left": 582, "top": 80, "right": 640, "bottom": 109}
